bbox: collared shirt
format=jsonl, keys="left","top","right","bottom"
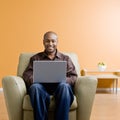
{"left": 22, "top": 50, "right": 78, "bottom": 90}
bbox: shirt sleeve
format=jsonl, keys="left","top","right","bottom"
{"left": 66, "top": 57, "right": 78, "bottom": 85}
{"left": 22, "top": 57, "right": 34, "bottom": 90}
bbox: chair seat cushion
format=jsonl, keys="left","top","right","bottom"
{"left": 23, "top": 95, "right": 78, "bottom": 111}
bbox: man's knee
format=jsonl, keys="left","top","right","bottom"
{"left": 29, "top": 83, "right": 44, "bottom": 93}
{"left": 58, "top": 82, "right": 71, "bottom": 90}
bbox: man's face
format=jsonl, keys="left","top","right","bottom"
{"left": 43, "top": 33, "right": 58, "bottom": 54}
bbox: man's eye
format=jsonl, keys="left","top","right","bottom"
{"left": 45, "top": 40, "right": 50, "bottom": 43}
{"left": 52, "top": 41, "right": 55, "bottom": 43}
{"left": 52, "top": 40, "right": 56, "bottom": 43}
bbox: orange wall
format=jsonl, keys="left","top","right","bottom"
{"left": 1, "top": 0, "right": 120, "bottom": 87}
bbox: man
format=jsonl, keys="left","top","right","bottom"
{"left": 22, "top": 31, "right": 78, "bottom": 120}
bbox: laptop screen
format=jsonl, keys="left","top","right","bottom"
{"left": 33, "top": 61, "right": 67, "bottom": 83}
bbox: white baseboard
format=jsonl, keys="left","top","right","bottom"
{"left": 117, "top": 88, "right": 120, "bottom": 91}
{"left": 0, "top": 88, "right": 3, "bottom": 92}
{"left": 96, "top": 88, "right": 120, "bottom": 93}
{"left": 97, "top": 88, "right": 120, "bottom": 90}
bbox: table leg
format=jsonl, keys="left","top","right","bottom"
{"left": 113, "top": 79, "right": 115, "bottom": 92}
{"left": 116, "top": 78, "right": 118, "bottom": 94}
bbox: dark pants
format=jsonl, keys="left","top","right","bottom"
{"left": 28, "top": 82, "right": 74, "bottom": 120}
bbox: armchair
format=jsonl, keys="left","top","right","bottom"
{"left": 2, "top": 52, "right": 97, "bottom": 120}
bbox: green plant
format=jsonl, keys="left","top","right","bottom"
{"left": 98, "top": 62, "right": 106, "bottom": 66}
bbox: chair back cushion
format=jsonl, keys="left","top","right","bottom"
{"left": 17, "top": 52, "right": 80, "bottom": 77}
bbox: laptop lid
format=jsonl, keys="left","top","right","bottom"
{"left": 33, "top": 61, "right": 67, "bottom": 83}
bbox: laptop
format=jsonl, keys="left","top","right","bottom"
{"left": 33, "top": 61, "right": 67, "bottom": 83}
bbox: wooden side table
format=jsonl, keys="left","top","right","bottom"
{"left": 94, "top": 74, "right": 118, "bottom": 93}
{"left": 81, "top": 69, "right": 119, "bottom": 93}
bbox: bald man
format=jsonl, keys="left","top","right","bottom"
{"left": 23, "top": 31, "right": 77, "bottom": 120}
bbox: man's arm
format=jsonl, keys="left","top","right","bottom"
{"left": 66, "top": 57, "right": 78, "bottom": 85}
{"left": 22, "top": 57, "right": 34, "bottom": 90}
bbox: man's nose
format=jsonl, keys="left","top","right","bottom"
{"left": 49, "top": 41, "right": 53, "bottom": 45}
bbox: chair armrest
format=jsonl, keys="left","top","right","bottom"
{"left": 74, "top": 76, "right": 97, "bottom": 120}
{"left": 2, "top": 76, "right": 27, "bottom": 120}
